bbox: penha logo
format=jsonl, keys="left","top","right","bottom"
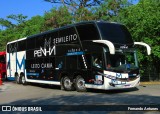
{"left": 34, "top": 34, "right": 78, "bottom": 57}
{"left": 34, "top": 38, "right": 56, "bottom": 57}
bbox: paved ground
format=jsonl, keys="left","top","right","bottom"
{"left": 0, "top": 81, "right": 159, "bottom": 114}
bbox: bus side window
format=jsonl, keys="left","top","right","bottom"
{"left": 8, "top": 43, "right": 18, "bottom": 53}
{"left": 26, "top": 38, "right": 35, "bottom": 50}
{"left": 18, "top": 40, "right": 26, "bottom": 51}
{"left": 105, "top": 53, "right": 112, "bottom": 69}
{"left": 92, "top": 55, "right": 102, "bottom": 69}
{"left": 66, "top": 56, "right": 78, "bottom": 70}
{"left": 76, "top": 24, "right": 100, "bottom": 41}
{"left": 55, "top": 57, "right": 65, "bottom": 70}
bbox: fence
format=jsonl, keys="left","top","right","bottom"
{"left": 140, "top": 66, "right": 160, "bottom": 82}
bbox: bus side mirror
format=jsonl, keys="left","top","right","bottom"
{"left": 93, "top": 40, "right": 115, "bottom": 54}
{"left": 134, "top": 42, "right": 151, "bottom": 55}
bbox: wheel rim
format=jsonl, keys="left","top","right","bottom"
{"left": 21, "top": 76, "right": 25, "bottom": 84}
{"left": 16, "top": 76, "right": 19, "bottom": 83}
{"left": 77, "top": 78, "right": 85, "bottom": 89}
{"left": 64, "top": 77, "right": 72, "bottom": 89}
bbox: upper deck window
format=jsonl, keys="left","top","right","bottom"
{"left": 97, "top": 23, "right": 133, "bottom": 45}
{"left": 76, "top": 24, "right": 100, "bottom": 41}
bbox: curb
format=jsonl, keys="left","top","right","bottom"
{"left": 140, "top": 82, "right": 160, "bottom": 85}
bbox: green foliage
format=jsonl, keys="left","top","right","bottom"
{"left": 118, "top": 0, "right": 160, "bottom": 76}
{"left": 20, "top": 15, "right": 45, "bottom": 37}
{"left": 44, "top": 0, "right": 104, "bottom": 9}
{"left": 0, "top": 18, "right": 15, "bottom": 29}
{"left": 74, "top": 7, "right": 96, "bottom": 22}
{"left": 7, "top": 14, "right": 27, "bottom": 24}
{"left": 44, "top": 6, "right": 72, "bottom": 29}
{"left": 0, "top": 14, "right": 43, "bottom": 51}
{"left": 118, "top": 0, "right": 160, "bottom": 59}
{"left": 91, "top": 0, "right": 133, "bottom": 21}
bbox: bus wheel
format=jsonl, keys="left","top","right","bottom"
{"left": 75, "top": 76, "right": 86, "bottom": 92}
{"left": 62, "top": 76, "right": 74, "bottom": 91}
{"left": 4, "top": 74, "right": 7, "bottom": 81}
{"left": 15, "top": 74, "right": 20, "bottom": 84}
{"left": 21, "top": 74, "right": 27, "bottom": 85}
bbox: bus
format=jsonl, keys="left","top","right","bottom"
{"left": 6, "top": 21, "right": 151, "bottom": 91}
{"left": 0, "top": 51, "right": 6, "bottom": 80}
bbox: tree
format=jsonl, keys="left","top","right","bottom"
{"left": 20, "top": 15, "right": 45, "bottom": 37}
{"left": 118, "top": 0, "right": 160, "bottom": 80}
{"left": 44, "top": 6, "right": 72, "bottom": 29}
{"left": 92, "top": 0, "right": 134, "bottom": 21}
{"left": 0, "top": 14, "right": 28, "bottom": 30}
{"left": 0, "top": 18, "right": 15, "bottom": 29}
{"left": 44, "top": 0, "right": 107, "bottom": 22}
{"left": 7, "top": 14, "right": 27, "bottom": 25}
{"left": 0, "top": 14, "right": 29, "bottom": 51}
{"left": 44, "top": 0, "right": 104, "bottom": 9}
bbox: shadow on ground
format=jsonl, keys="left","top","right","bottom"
{"left": 0, "top": 81, "right": 159, "bottom": 114}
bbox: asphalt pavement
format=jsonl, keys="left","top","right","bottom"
{"left": 0, "top": 81, "right": 159, "bottom": 114}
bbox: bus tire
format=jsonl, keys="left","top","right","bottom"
{"left": 15, "top": 74, "right": 20, "bottom": 84}
{"left": 75, "top": 76, "right": 86, "bottom": 92}
{"left": 21, "top": 74, "right": 27, "bottom": 85}
{"left": 4, "top": 74, "right": 8, "bottom": 81}
{"left": 62, "top": 76, "right": 74, "bottom": 91}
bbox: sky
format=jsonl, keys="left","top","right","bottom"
{"left": 0, "top": 0, "right": 139, "bottom": 23}
{"left": 0, "top": 0, "right": 54, "bottom": 20}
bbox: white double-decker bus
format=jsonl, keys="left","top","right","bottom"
{"left": 6, "top": 21, "right": 151, "bottom": 91}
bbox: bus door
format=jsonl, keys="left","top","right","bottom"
{"left": 91, "top": 54, "right": 104, "bottom": 85}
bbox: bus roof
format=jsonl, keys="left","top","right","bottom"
{"left": 7, "top": 20, "right": 131, "bottom": 48}
{"left": 26, "top": 20, "right": 122, "bottom": 39}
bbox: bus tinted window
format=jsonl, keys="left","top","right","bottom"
{"left": 26, "top": 50, "right": 34, "bottom": 59}
{"left": 55, "top": 57, "right": 65, "bottom": 69}
{"left": 59, "top": 27, "right": 78, "bottom": 44}
{"left": 7, "top": 44, "right": 9, "bottom": 53}
{"left": 98, "top": 23, "right": 133, "bottom": 45}
{"left": 35, "top": 32, "right": 59, "bottom": 49}
{"left": 35, "top": 35, "right": 45, "bottom": 49}
{"left": 26, "top": 38, "right": 36, "bottom": 50}
{"left": 18, "top": 40, "right": 26, "bottom": 51}
{"left": 66, "top": 56, "right": 77, "bottom": 69}
{"left": 7, "top": 43, "right": 18, "bottom": 53}
{"left": 76, "top": 24, "right": 100, "bottom": 41}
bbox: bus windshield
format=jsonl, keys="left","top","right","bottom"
{"left": 106, "top": 50, "right": 138, "bottom": 70}
{"left": 98, "top": 23, "right": 133, "bottom": 45}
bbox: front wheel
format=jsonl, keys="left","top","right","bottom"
{"left": 75, "top": 76, "right": 86, "bottom": 92}
{"left": 62, "top": 76, "right": 74, "bottom": 91}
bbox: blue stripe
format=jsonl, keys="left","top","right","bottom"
{"left": 7, "top": 77, "right": 15, "bottom": 81}
{"left": 27, "top": 73, "right": 39, "bottom": 76}
{"left": 16, "top": 55, "right": 26, "bottom": 76}
{"left": 16, "top": 56, "right": 25, "bottom": 70}
{"left": 66, "top": 51, "right": 84, "bottom": 56}
{"left": 16, "top": 52, "right": 17, "bottom": 72}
